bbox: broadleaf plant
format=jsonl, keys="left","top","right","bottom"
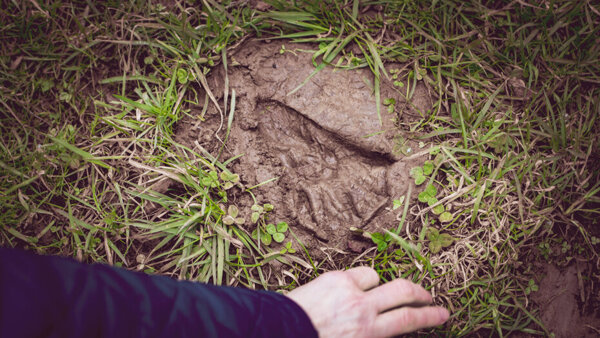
{"left": 427, "top": 228, "right": 456, "bottom": 254}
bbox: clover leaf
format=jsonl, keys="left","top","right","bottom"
{"left": 273, "top": 233, "right": 285, "bottom": 243}
{"left": 251, "top": 212, "right": 260, "bottom": 223}
{"left": 427, "top": 228, "right": 456, "bottom": 254}
{"left": 251, "top": 228, "right": 272, "bottom": 246}
{"left": 418, "top": 184, "right": 438, "bottom": 203}
{"left": 253, "top": 221, "right": 289, "bottom": 246}
{"left": 201, "top": 170, "right": 219, "bottom": 188}
{"left": 280, "top": 241, "right": 297, "bottom": 254}
{"left": 371, "top": 232, "right": 391, "bottom": 252}
{"left": 392, "top": 197, "right": 405, "bottom": 210}
{"left": 223, "top": 205, "right": 245, "bottom": 225}
{"left": 439, "top": 211, "right": 453, "bottom": 223}
{"left": 277, "top": 221, "right": 288, "bottom": 233}
{"left": 423, "top": 160, "right": 434, "bottom": 175}
{"left": 177, "top": 68, "right": 189, "bottom": 84}
{"left": 410, "top": 167, "right": 426, "bottom": 185}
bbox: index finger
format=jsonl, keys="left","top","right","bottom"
{"left": 373, "top": 306, "right": 449, "bottom": 337}
{"left": 366, "top": 279, "right": 433, "bottom": 312}
{"left": 344, "top": 267, "right": 380, "bottom": 290}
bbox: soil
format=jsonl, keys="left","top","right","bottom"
{"left": 176, "top": 40, "right": 433, "bottom": 257}
{"left": 531, "top": 263, "right": 600, "bottom": 337}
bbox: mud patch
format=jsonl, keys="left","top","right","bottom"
{"left": 531, "top": 264, "right": 600, "bottom": 337}
{"left": 177, "top": 41, "right": 433, "bottom": 256}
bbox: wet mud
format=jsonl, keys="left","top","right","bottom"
{"left": 532, "top": 264, "right": 600, "bottom": 337}
{"left": 177, "top": 41, "right": 434, "bottom": 253}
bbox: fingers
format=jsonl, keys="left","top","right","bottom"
{"left": 366, "top": 278, "right": 433, "bottom": 312}
{"left": 344, "top": 266, "right": 380, "bottom": 290}
{"left": 373, "top": 306, "right": 449, "bottom": 337}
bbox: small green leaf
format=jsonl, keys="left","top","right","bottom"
{"left": 223, "top": 182, "right": 233, "bottom": 190}
{"left": 220, "top": 172, "right": 240, "bottom": 183}
{"left": 387, "top": 105, "right": 394, "bottom": 113}
{"left": 273, "top": 233, "right": 285, "bottom": 243}
{"left": 371, "top": 232, "right": 388, "bottom": 252}
{"left": 59, "top": 91, "right": 71, "bottom": 101}
{"left": 251, "top": 229, "right": 258, "bottom": 239}
{"left": 277, "top": 221, "right": 288, "bottom": 233}
{"left": 251, "top": 212, "right": 260, "bottom": 223}
{"left": 371, "top": 232, "right": 385, "bottom": 242}
{"left": 424, "top": 184, "right": 437, "bottom": 197}
{"left": 426, "top": 228, "right": 440, "bottom": 240}
{"left": 410, "top": 167, "right": 423, "bottom": 178}
{"left": 427, "top": 228, "right": 454, "bottom": 254}
{"left": 201, "top": 177, "right": 213, "bottom": 187}
{"left": 227, "top": 205, "right": 238, "bottom": 218}
{"left": 177, "top": 68, "right": 188, "bottom": 84}
{"left": 383, "top": 98, "right": 396, "bottom": 105}
{"left": 202, "top": 170, "right": 219, "bottom": 188}
{"left": 251, "top": 204, "right": 264, "bottom": 213}
{"left": 423, "top": 161, "right": 434, "bottom": 175}
{"left": 418, "top": 191, "right": 430, "bottom": 203}
{"left": 263, "top": 203, "right": 274, "bottom": 212}
{"left": 234, "top": 217, "right": 245, "bottom": 225}
{"left": 392, "top": 197, "right": 404, "bottom": 210}
{"left": 427, "top": 197, "right": 438, "bottom": 207}
{"left": 266, "top": 224, "right": 277, "bottom": 235}
{"left": 439, "top": 212, "right": 453, "bottom": 223}
{"left": 429, "top": 241, "right": 442, "bottom": 254}
{"left": 40, "top": 79, "right": 54, "bottom": 92}
{"left": 432, "top": 204, "right": 445, "bottom": 215}
{"left": 438, "top": 233, "right": 455, "bottom": 247}
{"left": 261, "top": 233, "right": 272, "bottom": 245}
{"left": 415, "top": 175, "right": 426, "bottom": 185}
{"left": 223, "top": 215, "right": 235, "bottom": 225}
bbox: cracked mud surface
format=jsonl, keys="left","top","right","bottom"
{"left": 177, "top": 41, "right": 434, "bottom": 254}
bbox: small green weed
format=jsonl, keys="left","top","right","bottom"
{"left": 524, "top": 279, "right": 539, "bottom": 295}
{"left": 426, "top": 228, "right": 455, "bottom": 254}
{"left": 222, "top": 205, "right": 245, "bottom": 226}
{"left": 252, "top": 221, "right": 289, "bottom": 245}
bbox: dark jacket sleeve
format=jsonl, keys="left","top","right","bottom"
{"left": 0, "top": 247, "right": 318, "bottom": 338}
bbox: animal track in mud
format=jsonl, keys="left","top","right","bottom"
{"left": 180, "top": 41, "right": 431, "bottom": 249}
{"left": 250, "top": 100, "right": 411, "bottom": 241}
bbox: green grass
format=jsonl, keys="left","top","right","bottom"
{"left": 1, "top": 0, "right": 599, "bottom": 336}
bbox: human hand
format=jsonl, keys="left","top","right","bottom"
{"left": 287, "top": 267, "right": 449, "bottom": 337}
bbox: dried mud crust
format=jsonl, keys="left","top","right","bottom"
{"left": 177, "top": 41, "right": 434, "bottom": 254}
